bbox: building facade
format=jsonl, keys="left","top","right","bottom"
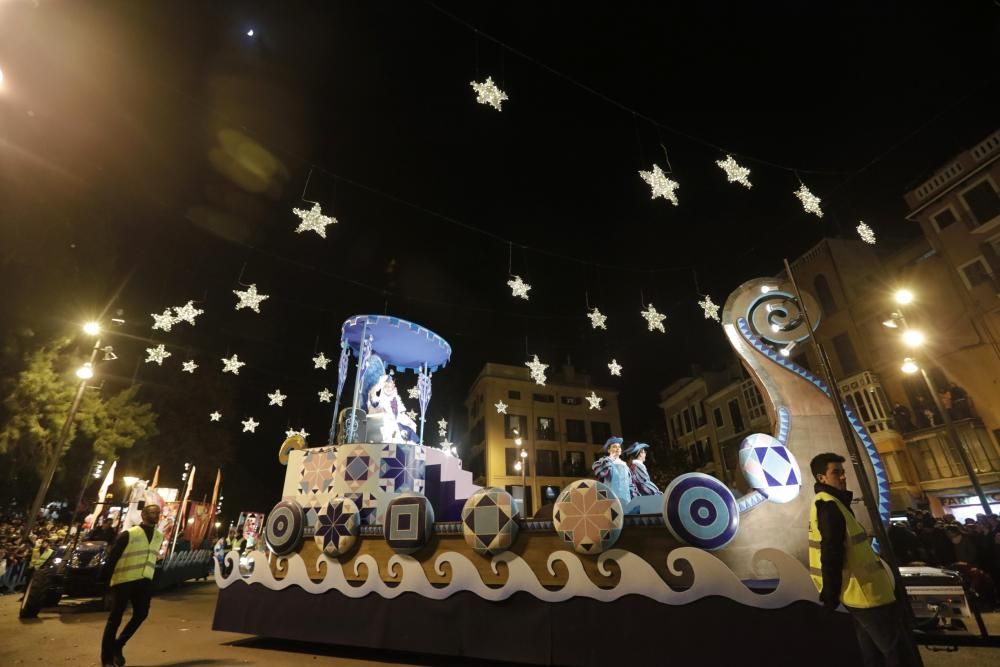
{"left": 464, "top": 362, "right": 621, "bottom": 516}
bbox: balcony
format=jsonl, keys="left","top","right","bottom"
{"left": 904, "top": 418, "right": 1000, "bottom": 492}
{"left": 839, "top": 370, "right": 893, "bottom": 433}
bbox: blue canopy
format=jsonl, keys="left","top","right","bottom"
{"left": 341, "top": 315, "right": 452, "bottom": 373}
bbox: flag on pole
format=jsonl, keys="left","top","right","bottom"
{"left": 150, "top": 465, "right": 160, "bottom": 489}
{"left": 170, "top": 465, "right": 195, "bottom": 558}
{"left": 83, "top": 460, "right": 117, "bottom": 530}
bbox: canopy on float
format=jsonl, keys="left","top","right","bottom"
{"left": 340, "top": 315, "right": 451, "bottom": 373}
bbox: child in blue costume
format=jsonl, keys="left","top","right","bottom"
{"left": 592, "top": 437, "right": 636, "bottom": 502}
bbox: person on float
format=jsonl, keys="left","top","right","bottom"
{"left": 100, "top": 502, "right": 163, "bottom": 667}
{"left": 624, "top": 442, "right": 661, "bottom": 496}
{"left": 809, "top": 453, "right": 917, "bottom": 666}
{"left": 592, "top": 437, "right": 636, "bottom": 502}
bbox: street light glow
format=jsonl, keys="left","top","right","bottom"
{"left": 902, "top": 330, "right": 925, "bottom": 348}
{"left": 83, "top": 321, "right": 101, "bottom": 336}
{"left": 894, "top": 289, "right": 914, "bottom": 305}
{"left": 75, "top": 363, "right": 94, "bottom": 380}
{"left": 122, "top": 476, "right": 139, "bottom": 488}
{"left": 901, "top": 358, "right": 919, "bottom": 374}
{"left": 514, "top": 460, "right": 522, "bottom": 472}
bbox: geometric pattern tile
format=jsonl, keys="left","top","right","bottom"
{"left": 264, "top": 500, "right": 304, "bottom": 556}
{"left": 379, "top": 443, "right": 426, "bottom": 494}
{"left": 738, "top": 433, "right": 802, "bottom": 504}
{"left": 383, "top": 493, "right": 435, "bottom": 555}
{"left": 662, "top": 472, "right": 739, "bottom": 551}
{"left": 314, "top": 498, "right": 360, "bottom": 557}
{"left": 552, "top": 479, "right": 623, "bottom": 555}
{"left": 299, "top": 447, "right": 336, "bottom": 495}
{"left": 461, "top": 487, "right": 519, "bottom": 557}
{"left": 344, "top": 487, "right": 387, "bottom": 526}
{"left": 333, "top": 444, "right": 382, "bottom": 496}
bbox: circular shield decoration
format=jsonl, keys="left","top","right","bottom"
{"left": 313, "top": 497, "right": 360, "bottom": 557}
{"left": 383, "top": 493, "right": 435, "bottom": 554}
{"left": 461, "top": 487, "right": 520, "bottom": 557}
{"left": 738, "top": 433, "right": 802, "bottom": 504}
{"left": 264, "top": 500, "right": 304, "bottom": 556}
{"left": 662, "top": 473, "right": 739, "bottom": 551}
{"left": 552, "top": 479, "right": 623, "bottom": 555}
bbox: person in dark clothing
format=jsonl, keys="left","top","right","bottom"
{"left": 888, "top": 522, "right": 920, "bottom": 564}
{"left": 100, "top": 504, "right": 162, "bottom": 667}
{"left": 946, "top": 526, "right": 979, "bottom": 566}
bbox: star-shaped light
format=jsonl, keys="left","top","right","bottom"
{"left": 267, "top": 389, "right": 287, "bottom": 406}
{"left": 698, "top": 295, "right": 721, "bottom": 322}
{"left": 794, "top": 184, "right": 823, "bottom": 218}
{"left": 241, "top": 417, "right": 259, "bottom": 433}
{"left": 507, "top": 275, "right": 531, "bottom": 300}
{"left": 233, "top": 284, "right": 269, "bottom": 313}
{"left": 608, "top": 359, "right": 622, "bottom": 376}
{"left": 406, "top": 410, "right": 418, "bottom": 421}
{"left": 716, "top": 155, "right": 752, "bottom": 189}
{"left": 221, "top": 354, "right": 245, "bottom": 375}
{"left": 641, "top": 304, "right": 667, "bottom": 333}
{"left": 437, "top": 418, "right": 448, "bottom": 432}
{"left": 285, "top": 427, "right": 309, "bottom": 440}
{"left": 588, "top": 308, "right": 607, "bottom": 330}
{"left": 312, "top": 352, "right": 330, "bottom": 370}
{"left": 585, "top": 391, "right": 603, "bottom": 410}
{"left": 525, "top": 354, "right": 548, "bottom": 386}
{"left": 209, "top": 411, "right": 222, "bottom": 422}
{"left": 440, "top": 438, "right": 454, "bottom": 450}
{"left": 407, "top": 386, "right": 420, "bottom": 400}
{"left": 181, "top": 360, "right": 199, "bottom": 373}
{"left": 494, "top": 400, "right": 508, "bottom": 414}
{"left": 151, "top": 309, "right": 179, "bottom": 332}
{"left": 469, "top": 76, "right": 508, "bottom": 111}
{"left": 173, "top": 301, "right": 204, "bottom": 325}
{"left": 318, "top": 388, "right": 333, "bottom": 403}
{"left": 639, "top": 164, "right": 679, "bottom": 206}
{"left": 145, "top": 344, "right": 171, "bottom": 365}
{"left": 856, "top": 221, "right": 876, "bottom": 245}
{"left": 292, "top": 203, "right": 337, "bottom": 238}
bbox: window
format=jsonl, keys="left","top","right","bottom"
{"left": 959, "top": 257, "right": 993, "bottom": 288}
{"left": 591, "top": 421, "right": 612, "bottom": 445}
{"left": 505, "top": 448, "right": 529, "bottom": 476}
{"left": 565, "top": 419, "right": 586, "bottom": 442}
{"left": 728, "top": 399, "right": 744, "bottom": 433}
{"left": 504, "top": 414, "right": 528, "bottom": 439}
{"left": 832, "top": 332, "right": 861, "bottom": 375}
{"left": 469, "top": 419, "right": 485, "bottom": 446}
{"left": 505, "top": 485, "right": 533, "bottom": 518}
{"left": 932, "top": 207, "right": 957, "bottom": 232}
{"left": 560, "top": 395, "right": 581, "bottom": 406}
{"left": 563, "top": 451, "right": 586, "bottom": 477}
{"left": 813, "top": 274, "right": 838, "bottom": 315}
{"left": 962, "top": 179, "right": 1000, "bottom": 225}
{"left": 713, "top": 407, "right": 724, "bottom": 428}
{"left": 507, "top": 390, "right": 521, "bottom": 400}
{"left": 536, "top": 416, "right": 555, "bottom": 441}
{"left": 682, "top": 409, "right": 692, "bottom": 433}
{"left": 536, "top": 449, "right": 560, "bottom": 476}
{"left": 742, "top": 381, "right": 765, "bottom": 420}
{"left": 695, "top": 402, "right": 706, "bottom": 427}
{"left": 533, "top": 393, "right": 554, "bottom": 403}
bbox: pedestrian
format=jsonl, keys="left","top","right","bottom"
{"left": 100, "top": 503, "right": 162, "bottom": 667}
{"left": 808, "top": 452, "right": 917, "bottom": 666}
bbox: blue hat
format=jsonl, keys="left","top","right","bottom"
{"left": 625, "top": 442, "right": 649, "bottom": 457}
{"left": 603, "top": 436, "right": 624, "bottom": 452}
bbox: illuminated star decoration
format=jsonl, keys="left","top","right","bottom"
{"left": 639, "top": 164, "right": 680, "bottom": 206}
{"left": 437, "top": 418, "right": 448, "bottom": 432}
{"left": 716, "top": 155, "right": 752, "bottom": 189}
{"left": 151, "top": 309, "right": 179, "bottom": 332}
{"left": 241, "top": 417, "right": 259, "bottom": 433}
{"left": 494, "top": 400, "right": 508, "bottom": 414}
{"left": 407, "top": 386, "right": 420, "bottom": 400}
{"left": 221, "top": 354, "right": 245, "bottom": 375}
{"left": 525, "top": 354, "right": 548, "bottom": 386}
{"left": 267, "top": 389, "right": 287, "bottom": 407}
{"left": 285, "top": 427, "right": 309, "bottom": 440}
{"left": 698, "top": 295, "right": 721, "bottom": 322}
{"left": 588, "top": 307, "right": 607, "bottom": 330}
{"left": 318, "top": 388, "right": 333, "bottom": 403}
{"left": 585, "top": 391, "right": 603, "bottom": 410}
{"left": 856, "top": 221, "right": 876, "bottom": 245}
{"left": 641, "top": 304, "right": 667, "bottom": 333}
{"left": 292, "top": 203, "right": 337, "bottom": 238}
{"left": 608, "top": 359, "right": 622, "bottom": 376}
{"left": 469, "top": 76, "right": 509, "bottom": 111}
{"left": 507, "top": 275, "right": 531, "bottom": 300}
{"left": 406, "top": 410, "right": 418, "bottom": 421}
{"left": 181, "top": 360, "right": 199, "bottom": 373}
{"left": 794, "top": 184, "right": 823, "bottom": 218}
{"left": 209, "top": 411, "right": 222, "bottom": 422}
{"left": 312, "top": 352, "right": 330, "bottom": 370}
{"left": 173, "top": 301, "right": 204, "bottom": 326}
{"left": 233, "top": 284, "right": 270, "bottom": 313}
{"left": 145, "top": 344, "right": 171, "bottom": 365}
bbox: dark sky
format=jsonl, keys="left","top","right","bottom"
{"left": 1, "top": 1, "right": 997, "bottom": 513}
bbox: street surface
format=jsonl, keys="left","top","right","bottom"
{"left": 1, "top": 580, "right": 999, "bottom": 666}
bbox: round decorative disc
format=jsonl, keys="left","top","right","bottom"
{"left": 264, "top": 500, "right": 305, "bottom": 556}
{"left": 552, "top": 479, "right": 623, "bottom": 555}
{"left": 383, "top": 493, "right": 435, "bottom": 555}
{"left": 313, "top": 498, "right": 360, "bottom": 557}
{"left": 662, "top": 473, "right": 739, "bottom": 551}
{"left": 738, "top": 433, "right": 802, "bottom": 504}
{"left": 461, "top": 488, "right": 520, "bottom": 557}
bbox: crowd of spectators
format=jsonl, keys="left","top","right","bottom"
{"left": 0, "top": 509, "right": 70, "bottom": 592}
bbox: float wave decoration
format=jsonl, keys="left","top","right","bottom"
{"left": 216, "top": 547, "right": 822, "bottom": 610}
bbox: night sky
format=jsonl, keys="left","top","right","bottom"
{"left": 1, "top": 1, "right": 997, "bottom": 514}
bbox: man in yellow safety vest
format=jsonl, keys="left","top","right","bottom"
{"left": 100, "top": 503, "right": 162, "bottom": 667}
{"left": 808, "top": 453, "right": 917, "bottom": 666}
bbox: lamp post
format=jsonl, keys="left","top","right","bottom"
{"left": 891, "top": 291, "right": 993, "bottom": 516}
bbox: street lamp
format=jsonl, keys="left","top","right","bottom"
{"left": 83, "top": 321, "right": 101, "bottom": 336}
{"left": 900, "top": 358, "right": 920, "bottom": 375}
{"left": 901, "top": 330, "right": 925, "bottom": 348}
{"left": 122, "top": 476, "right": 140, "bottom": 489}
{"left": 75, "top": 363, "right": 94, "bottom": 380}
{"left": 894, "top": 289, "right": 914, "bottom": 305}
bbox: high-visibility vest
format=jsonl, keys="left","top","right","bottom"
{"left": 30, "top": 546, "right": 53, "bottom": 568}
{"left": 808, "top": 491, "right": 895, "bottom": 609}
{"left": 110, "top": 526, "right": 163, "bottom": 587}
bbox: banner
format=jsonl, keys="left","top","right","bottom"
{"left": 182, "top": 501, "right": 213, "bottom": 548}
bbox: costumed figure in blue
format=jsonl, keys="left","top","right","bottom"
{"left": 625, "top": 442, "right": 661, "bottom": 496}
{"left": 592, "top": 437, "right": 636, "bottom": 502}
{"left": 363, "top": 355, "right": 419, "bottom": 444}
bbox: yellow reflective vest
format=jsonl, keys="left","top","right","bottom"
{"left": 808, "top": 490, "right": 895, "bottom": 609}
{"left": 110, "top": 526, "right": 164, "bottom": 587}
{"left": 30, "top": 546, "right": 53, "bottom": 568}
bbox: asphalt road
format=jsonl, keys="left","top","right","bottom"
{"left": 2, "top": 580, "right": 999, "bottom": 666}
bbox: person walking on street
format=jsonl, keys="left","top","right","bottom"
{"left": 100, "top": 503, "right": 162, "bottom": 667}
{"left": 808, "top": 453, "right": 917, "bottom": 666}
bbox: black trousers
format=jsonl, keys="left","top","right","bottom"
{"left": 848, "top": 602, "right": 919, "bottom": 667}
{"left": 101, "top": 579, "right": 152, "bottom": 660}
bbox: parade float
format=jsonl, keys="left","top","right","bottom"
{"left": 213, "top": 294, "right": 893, "bottom": 665}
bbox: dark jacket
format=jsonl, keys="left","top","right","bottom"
{"left": 814, "top": 482, "right": 853, "bottom": 608}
